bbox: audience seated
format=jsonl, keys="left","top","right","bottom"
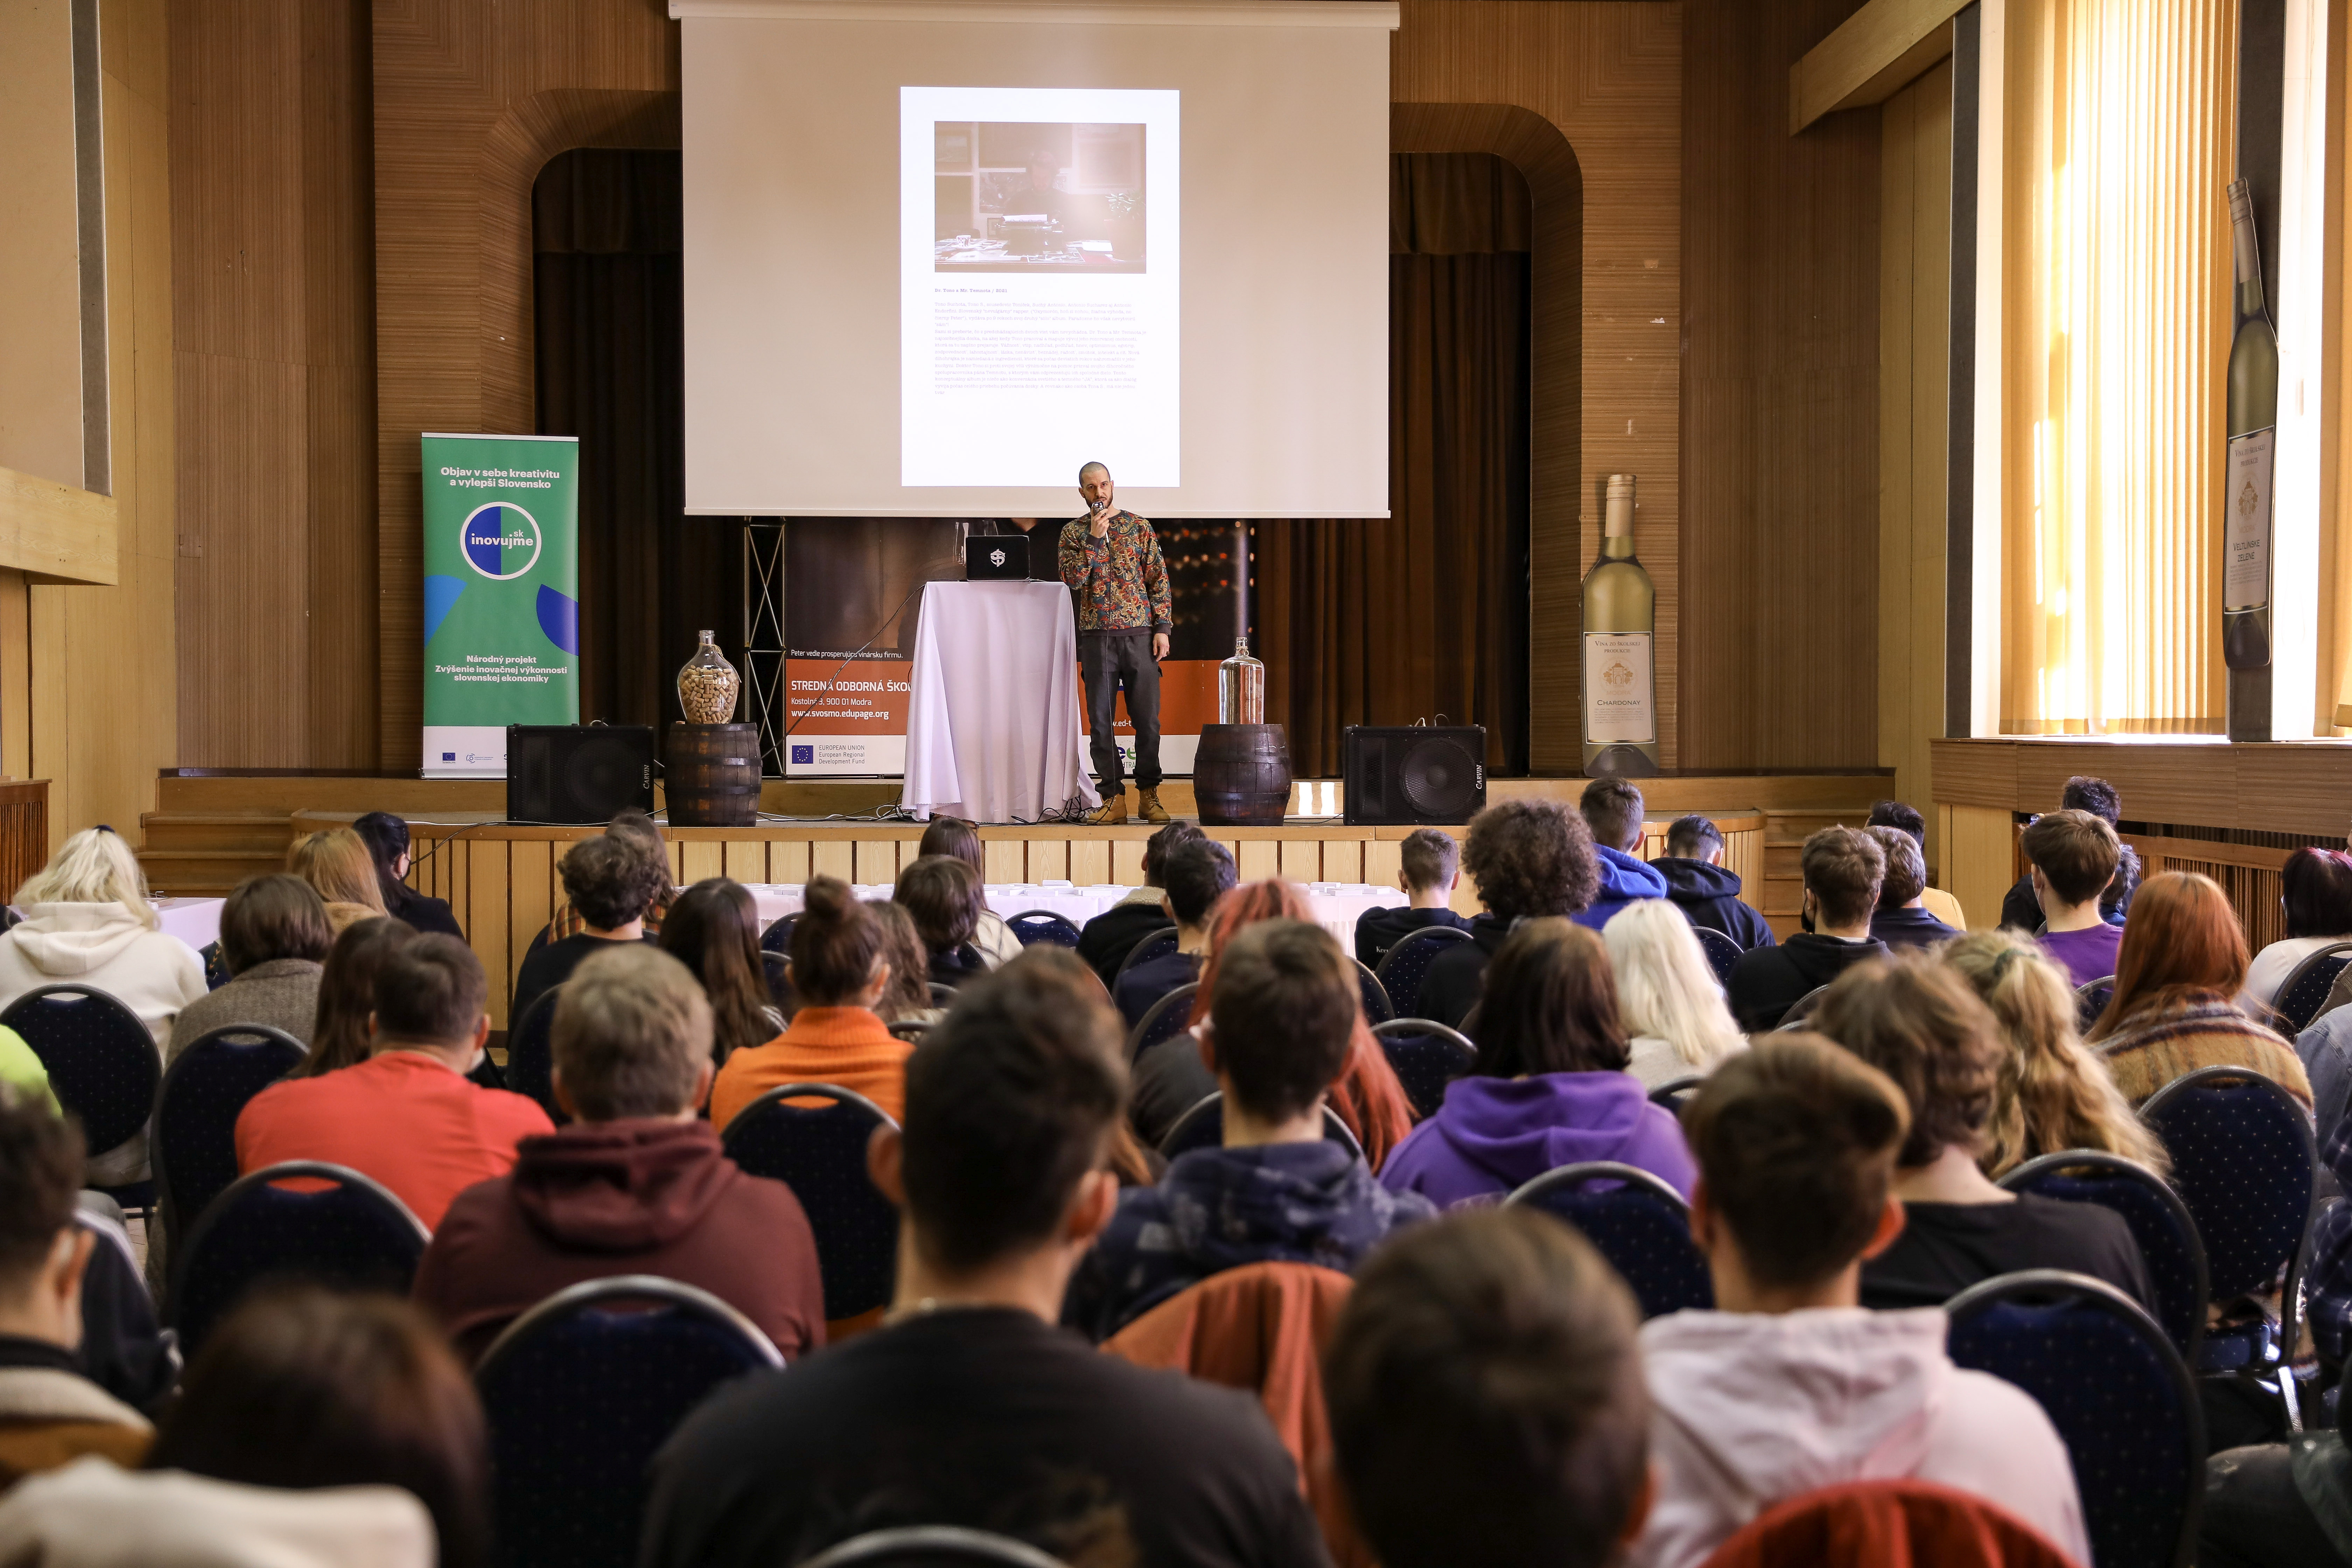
{"left": 286, "top": 827, "right": 390, "bottom": 934}
{"left": 1077, "top": 821, "right": 1205, "bottom": 987}
{"left": 0, "top": 1094, "right": 150, "bottom": 1483}
{"left": 1578, "top": 780, "right": 1671, "bottom": 931}
{"left": 658, "top": 878, "right": 780, "bottom": 1068}
{"left": 509, "top": 836, "right": 666, "bottom": 1028}
{"left": 281, "top": 918, "right": 417, "bottom": 1080}
{"left": 1866, "top": 828, "right": 1961, "bottom": 950}
{"left": 1068, "top": 920, "right": 1433, "bottom": 1340}
{"left": 1382, "top": 919, "right": 1694, "bottom": 1209}
{"left": 2085, "top": 871, "right": 2312, "bottom": 1106}
{"left": 1808, "top": 955, "right": 2155, "bottom": 1313}
{"left": 1726, "top": 827, "right": 1890, "bottom": 1032}
{"left": 235, "top": 934, "right": 552, "bottom": 1228}
{"left": 0, "top": 1458, "right": 434, "bottom": 1568}
{"left": 67, "top": 1199, "right": 173, "bottom": 1418}
{"left": 1943, "top": 930, "right": 2170, "bottom": 1178}
{"left": 2241, "top": 846, "right": 2352, "bottom": 1020}
{"left": 863, "top": 900, "right": 939, "bottom": 1026}
{"left": 167, "top": 875, "right": 331, "bottom": 1060}
{"left": 145, "top": 1288, "right": 490, "bottom": 1568}
{"left": 414, "top": 944, "right": 823, "bottom": 1363}
{"left": 2199, "top": 1415, "right": 2352, "bottom": 1568}
{"left": 1326, "top": 1207, "right": 1651, "bottom": 1568}
{"left": 917, "top": 816, "right": 1021, "bottom": 967}
{"left": 1998, "top": 776, "right": 2137, "bottom": 932}
{"left": 1352, "top": 827, "right": 1472, "bottom": 969}
{"left": 0, "top": 827, "right": 206, "bottom": 1187}
{"left": 1867, "top": 801, "right": 1970, "bottom": 931}
{"left": 2288, "top": 1119, "right": 2352, "bottom": 1386}
{"left": 547, "top": 812, "right": 676, "bottom": 941}
{"left": 1650, "top": 814, "right": 1776, "bottom": 951}
{"left": 1602, "top": 899, "right": 1747, "bottom": 1089}
{"left": 1419, "top": 800, "right": 1602, "bottom": 1032}
{"left": 894, "top": 855, "right": 990, "bottom": 993}
{"left": 2296, "top": 1005, "right": 2352, "bottom": 1152}
{"left": 1631, "top": 1036, "right": 2089, "bottom": 1568}
{"left": 1113, "top": 838, "right": 1234, "bottom": 1030}
{"left": 351, "top": 812, "right": 466, "bottom": 940}
{"left": 638, "top": 953, "right": 1327, "bottom": 1568}
{"left": 710, "top": 877, "right": 908, "bottom": 1129}
{"left": 2018, "top": 809, "right": 2124, "bottom": 985}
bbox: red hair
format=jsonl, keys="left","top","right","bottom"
{"left": 2087, "top": 871, "right": 2250, "bottom": 1041}
{"left": 1190, "top": 879, "right": 1414, "bottom": 1169}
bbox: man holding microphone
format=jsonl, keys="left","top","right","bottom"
{"left": 1060, "top": 461, "right": 1171, "bottom": 825}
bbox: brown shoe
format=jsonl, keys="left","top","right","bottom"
{"left": 1137, "top": 786, "right": 1171, "bottom": 824}
{"left": 1084, "top": 790, "right": 1128, "bottom": 825}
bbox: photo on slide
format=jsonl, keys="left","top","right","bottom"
{"left": 933, "top": 121, "right": 1146, "bottom": 273}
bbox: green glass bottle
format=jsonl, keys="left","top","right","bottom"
{"left": 1582, "top": 473, "right": 1660, "bottom": 777}
{"left": 2224, "top": 176, "right": 2278, "bottom": 671}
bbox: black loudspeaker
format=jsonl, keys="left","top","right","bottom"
{"left": 506, "top": 726, "right": 656, "bottom": 825}
{"left": 1342, "top": 726, "right": 1486, "bottom": 826}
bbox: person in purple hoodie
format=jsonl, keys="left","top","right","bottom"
{"left": 1381, "top": 917, "right": 1695, "bottom": 1210}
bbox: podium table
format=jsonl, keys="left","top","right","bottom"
{"left": 901, "top": 580, "right": 1101, "bottom": 823}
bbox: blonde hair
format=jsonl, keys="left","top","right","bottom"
{"left": 286, "top": 828, "right": 388, "bottom": 917}
{"left": 1942, "top": 929, "right": 2169, "bottom": 1178}
{"left": 1601, "top": 899, "right": 1745, "bottom": 1072}
{"left": 16, "top": 827, "right": 155, "bottom": 927}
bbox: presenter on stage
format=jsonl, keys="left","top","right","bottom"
{"left": 1060, "top": 461, "right": 1171, "bottom": 825}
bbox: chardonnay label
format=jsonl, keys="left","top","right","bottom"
{"left": 2225, "top": 427, "right": 2274, "bottom": 614}
{"left": 1584, "top": 633, "right": 1655, "bottom": 744}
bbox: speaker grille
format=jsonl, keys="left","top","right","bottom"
{"left": 1400, "top": 735, "right": 1482, "bottom": 819}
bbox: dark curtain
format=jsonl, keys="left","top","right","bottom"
{"left": 533, "top": 149, "right": 743, "bottom": 730}
{"left": 1256, "top": 152, "right": 1532, "bottom": 776}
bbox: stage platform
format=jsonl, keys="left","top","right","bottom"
{"left": 137, "top": 769, "right": 1893, "bottom": 1026}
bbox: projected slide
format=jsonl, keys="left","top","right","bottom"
{"left": 901, "top": 86, "right": 1179, "bottom": 490}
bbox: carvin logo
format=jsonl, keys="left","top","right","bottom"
{"left": 460, "top": 502, "right": 542, "bottom": 580}
{"left": 1603, "top": 661, "right": 1634, "bottom": 690}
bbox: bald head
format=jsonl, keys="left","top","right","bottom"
{"left": 1078, "top": 463, "right": 1114, "bottom": 512}
{"left": 1079, "top": 462, "right": 1110, "bottom": 484}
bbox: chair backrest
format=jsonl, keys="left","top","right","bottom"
{"left": 1773, "top": 984, "right": 1829, "bottom": 1031}
{"left": 1126, "top": 981, "right": 1202, "bottom": 1062}
{"left": 1112, "top": 926, "right": 1180, "bottom": 986}
{"left": 169, "top": 1160, "right": 430, "bottom": 1353}
{"left": 475, "top": 1275, "right": 783, "bottom": 1568}
{"left": 1998, "top": 1149, "right": 2208, "bottom": 1362}
{"left": 926, "top": 980, "right": 959, "bottom": 1008}
{"left": 1005, "top": 910, "right": 1082, "bottom": 948}
{"left": 2140, "top": 1066, "right": 2316, "bottom": 1303}
{"left": 1648, "top": 1073, "right": 1706, "bottom": 1115}
{"left": 1692, "top": 1478, "right": 2083, "bottom": 1568}
{"left": 798, "top": 1528, "right": 1073, "bottom": 1568}
{"left": 502, "top": 985, "right": 567, "bottom": 1125}
{"left": 1368, "top": 1017, "right": 1476, "bottom": 1121}
{"left": 721, "top": 1084, "right": 900, "bottom": 1321}
{"left": 1690, "top": 925, "right": 1744, "bottom": 987}
{"left": 760, "top": 948, "right": 795, "bottom": 1012}
{"left": 1372, "top": 924, "right": 1475, "bottom": 1022}
{"left": 1944, "top": 1268, "right": 2204, "bottom": 1568}
{"left": 154, "top": 1025, "right": 306, "bottom": 1242}
{"left": 1351, "top": 959, "right": 1394, "bottom": 1026}
{"left": 2274, "top": 942, "right": 2352, "bottom": 1034}
{"left": 2076, "top": 975, "right": 2116, "bottom": 1033}
{"left": 758, "top": 911, "right": 798, "bottom": 956}
{"left": 1158, "top": 1092, "right": 1365, "bottom": 1163}
{"left": 2, "top": 984, "right": 160, "bottom": 1157}
{"left": 1503, "top": 1161, "right": 1713, "bottom": 1318}
{"left": 887, "top": 1019, "right": 932, "bottom": 1043}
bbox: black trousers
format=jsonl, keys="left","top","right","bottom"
{"left": 2200, "top": 1441, "right": 2352, "bottom": 1568}
{"left": 1078, "top": 630, "right": 1161, "bottom": 791}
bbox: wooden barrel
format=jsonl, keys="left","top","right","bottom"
{"left": 1194, "top": 723, "right": 1293, "bottom": 827}
{"left": 665, "top": 722, "right": 761, "bottom": 827}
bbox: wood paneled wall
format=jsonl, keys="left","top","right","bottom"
{"left": 169, "top": 0, "right": 378, "bottom": 769}
{"left": 1679, "top": 0, "right": 1884, "bottom": 771}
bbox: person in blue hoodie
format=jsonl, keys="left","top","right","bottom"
{"left": 1381, "top": 917, "right": 1695, "bottom": 1210}
{"left": 1576, "top": 779, "right": 1672, "bottom": 931}
{"left": 1650, "top": 814, "right": 1777, "bottom": 952}
{"left": 1064, "top": 919, "right": 1435, "bottom": 1342}
{"left": 1416, "top": 800, "right": 1604, "bottom": 1032}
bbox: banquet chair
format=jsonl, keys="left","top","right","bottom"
{"left": 154, "top": 1024, "right": 306, "bottom": 1244}
{"left": 1504, "top": 1161, "right": 1712, "bottom": 1320}
{"left": 1006, "top": 910, "right": 1083, "bottom": 948}
{"left": 1126, "top": 982, "right": 1201, "bottom": 1062}
{"left": 4, "top": 983, "right": 162, "bottom": 1216}
{"left": 799, "top": 1528, "right": 1073, "bottom": 1568}
{"left": 1160, "top": 1092, "right": 1363, "bottom": 1164}
{"left": 1111, "top": 926, "right": 1180, "bottom": 987}
{"left": 476, "top": 1275, "right": 783, "bottom": 1568}
{"left": 1690, "top": 926, "right": 1744, "bottom": 988}
{"left": 169, "top": 1161, "right": 429, "bottom": 1354}
{"left": 887, "top": 1019, "right": 932, "bottom": 1043}
{"left": 721, "top": 1083, "right": 899, "bottom": 1323}
{"left": 1352, "top": 959, "right": 1394, "bottom": 1026}
{"left": 761, "top": 948, "right": 795, "bottom": 1013}
{"left": 1998, "top": 1149, "right": 2208, "bottom": 1361}
{"left": 1368, "top": 1017, "right": 1475, "bottom": 1120}
{"left": 1945, "top": 1269, "right": 2204, "bottom": 1568}
{"left": 2274, "top": 941, "right": 2352, "bottom": 1034}
{"left": 1648, "top": 1073, "right": 1706, "bottom": 1116}
{"left": 2077, "top": 975, "right": 2116, "bottom": 1034}
{"left": 759, "top": 912, "right": 798, "bottom": 956}
{"left": 1372, "top": 925, "right": 1474, "bottom": 1021}
{"left": 1774, "top": 985, "right": 1830, "bottom": 1031}
{"left": 502, "top": 986, "right": 567, "bottom": 1126}
{"left": 1692, "top": 1479, "right": 2081, "bottom": 1568}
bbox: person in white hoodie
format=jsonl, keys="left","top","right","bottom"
{"left": 0, "top": 828, "right": 205, "bottom": 1186}
{"left": 1632, "top": 1034, "right": 2090, "bottom": 1568}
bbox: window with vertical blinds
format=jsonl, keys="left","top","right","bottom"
{"left": 2000, "top": 0, "right": 2234, "bottom": 734}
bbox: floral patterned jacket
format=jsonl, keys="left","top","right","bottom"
{"left": 1058, "top": 510, "right": 1172, "bottom": 634}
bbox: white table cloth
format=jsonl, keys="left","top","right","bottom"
{"left": 154, "top": 899, "right": 223, "bottom": 953}
{"left": 745, "top": 882, "right": 1408, "bottom": 952}
{"left": 900, "top": 580, "right": 1100, "bottom": 824}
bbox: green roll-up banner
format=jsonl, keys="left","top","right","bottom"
{"left": 420, "top": 434, "right": 580, "bottom": 777}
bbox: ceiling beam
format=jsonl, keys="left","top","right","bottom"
{"left": 1791, "top": 0, "right": 1969, "bottom": 133}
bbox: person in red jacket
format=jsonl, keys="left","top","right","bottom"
{"left": 413, "top": 944, "right": 824, "bottom": 1363}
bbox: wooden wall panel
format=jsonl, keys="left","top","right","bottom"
{"left": 1680, "top": 0, "right": 1884, "bottom": 771}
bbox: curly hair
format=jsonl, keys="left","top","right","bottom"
{"left": 1461, "top": 800, "right": 1600, "bottom": 921}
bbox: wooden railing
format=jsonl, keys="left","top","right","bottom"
{"left": 0, "top": 781, "right": 50, "bottom": 904}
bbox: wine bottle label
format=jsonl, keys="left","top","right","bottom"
{"left": 2225, "top": 427, "right": 2274, "bottom": 614}
{"left": 1584, "top": 632, "right": 1655, "bottom": 744}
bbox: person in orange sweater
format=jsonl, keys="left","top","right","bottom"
{"left": 712, "top": 876, "right": 910, "bottom": 1129}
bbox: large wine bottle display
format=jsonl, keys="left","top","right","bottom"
{"left": 1582, "top": 473, "right": 1660, "bottom": 778}
{"left": 2225, "top": 177, "right": 2278, "bottom": 671}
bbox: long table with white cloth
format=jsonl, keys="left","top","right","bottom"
{"left": 743, "top": 882, "right": 1408, "bottom": 951}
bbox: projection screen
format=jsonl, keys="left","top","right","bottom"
{"left": 673, "top": 0, "right": 1396, "bottom": 518}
